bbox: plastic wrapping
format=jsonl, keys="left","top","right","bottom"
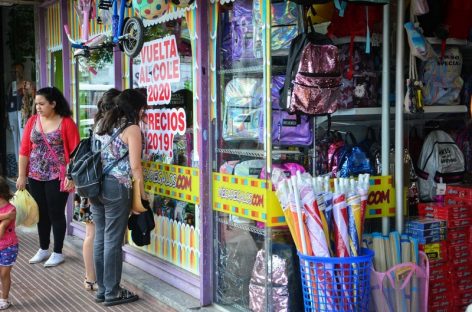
{"left": 223, "top": 78, "right": 263, "bottom": 141}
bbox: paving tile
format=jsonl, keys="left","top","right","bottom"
{"left": 8, "top": 228, "right": 177, "bottom": 312}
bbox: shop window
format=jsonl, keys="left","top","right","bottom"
{"left": 129, "top": 18, "right": 200, "bottom": 275}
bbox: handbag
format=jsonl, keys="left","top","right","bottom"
{"left": 131, "top": 178, "right": 147, "bottom": 213}
{"left": 38, "top": 116, "right": 74, "bottom": 193}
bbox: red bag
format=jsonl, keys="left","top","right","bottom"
{"left": 444, "top": 0, "right": 472, "bottom": 39}
{"left": 328, "top": 3, "right": 383, "bottom": 39}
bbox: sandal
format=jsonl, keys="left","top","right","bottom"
{"left": 0, "top": 299, "right": 11, "bottom": 310}
{"left": 84, "top": 280, "right": 98, "bottom": 291}
{"left": 103, "top": 288, "right": 138, "bottom": 306}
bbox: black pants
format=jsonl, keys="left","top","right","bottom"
{"left": 28, "top": 178, "right": 69, "bottom": 253}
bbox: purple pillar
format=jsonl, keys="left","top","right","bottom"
{"left": 38, "top": 8, "right": 48, "bottom": 88}
{"left": 60, "top": 0, "right": 71, "bottom": 102}
{"left": 114, "top": 47, "right": 122, "bottom": 89}
{"left": 196, "top": 0, "right": 212, "bottom": 306}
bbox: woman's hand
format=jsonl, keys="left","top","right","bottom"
{"left": 63, "top": 178, "right": 75, "bottom": 191}
{"left": 16, "top": 176, "right": 27, "bottom": 191}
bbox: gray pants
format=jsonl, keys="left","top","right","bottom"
{"left": 90, "top": 175, "right": 131, "bottom": 300}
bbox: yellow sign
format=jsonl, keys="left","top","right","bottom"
{"left": 143, "top": 161, "right": 200, "bottom": 204}
{"left": 364, "top": 176, "right": 406, "bottom": 218}
{"left": 212, "top": 173, "right": 286, "bottom": 227}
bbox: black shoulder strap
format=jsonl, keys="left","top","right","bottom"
{"left": 279, "top": 32, "right": 308, "bottom": 110}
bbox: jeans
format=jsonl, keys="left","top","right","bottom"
{"left": 28, "top": 178, "right": 69, "bottom": 253}
{"left": 90, "top": 175, "right": 131, "bottom": 300}
{"left": 8, "top": 111, "right": 20, "bottom": 174}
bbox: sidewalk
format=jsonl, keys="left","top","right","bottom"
{"left": 10, "top": 227, "right": 179, "bottom": 312}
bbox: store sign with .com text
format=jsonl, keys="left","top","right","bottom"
{"left": 143, "top": 161, "right": 200, "bottom": 205}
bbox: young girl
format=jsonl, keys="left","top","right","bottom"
{"left": 0, "top": 176, "right": 18, "bottom": 310}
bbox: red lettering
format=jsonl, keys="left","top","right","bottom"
{"left": 173, "top": 59, "right": 180, "bottom": 80}
{"left": 367, "top": 190, "right": 390, "bottom": 205}
{"left": 161, "top": 112, "right": 167, "bottom": 131}
{"left": 176, "top": 175, "right": 191, "bottom": 191}
{"left": 177, "top": 110, "right": 186, "bottom": 133}
{"left": 169, "top": 38, "right": 177, "bottom": 58}
{"left": 251, "top": 194, "right": 264, "bottom": 207}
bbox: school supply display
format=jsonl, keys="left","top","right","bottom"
{"left": 260, "top": 76, "right": 313, "bottom": 146}
{"left": 417, "top": 186, "right": 472, "bottom": 311}
{"left": 416, "top": 130, "right": 465, "bottom": 202}
{"left": 279, "top": 23, "right": 341, "bottom": 115}
{"left": 272, "top": 170, "right": 373, "bottom": 311}
{"left": 420, "top": 47, "right": 464, "bottom": 105}
{"left": 222, "top": 78, "right": 262, "bottom": 141}
{"left": 368, "top": 231, "right": 429, "bottom": 312}
{"left": 248, "top": 244, "right": 302, "bottom": 312}
{"left": 338, "top": 43, "right": 380, "bottom": 109}
{"left": 288, "top": 39, "right": 341, "bottom": 115}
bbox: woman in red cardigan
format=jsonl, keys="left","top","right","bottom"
{"left": 16, "top": 86, "right": 79, "bottom": 267}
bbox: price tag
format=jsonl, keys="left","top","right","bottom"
{"left": 436, "top": 183, "right": 446, "bottom": 196}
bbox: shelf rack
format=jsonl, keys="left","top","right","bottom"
{"left": 216, "top": 148, "right": 302, "bottom": 158}
{"left": 218, "top": 216, "right": 288, "bottom": 237}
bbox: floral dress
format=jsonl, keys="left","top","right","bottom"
{"left": 28, "top": 121, "right": 65, "bottom": 181}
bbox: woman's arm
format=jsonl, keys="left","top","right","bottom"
{"left": 124, "top": 125, "right": 147, "bottom": 200}
{"left": 16, "top": 155, "right": 29, "bottom": 190}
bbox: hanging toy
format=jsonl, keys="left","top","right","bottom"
{"left": 171, "top": 0, "right": 194, "bottom": 8}
{"left": 133, "top": 0, "right": 169, "bottom": 20}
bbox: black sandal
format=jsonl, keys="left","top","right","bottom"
{"left": 103, "top": 289, "right": 138, "bottom": 306}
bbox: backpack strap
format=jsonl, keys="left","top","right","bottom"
{"left": 279, "top": 32, "right": 308, "bottom": 110}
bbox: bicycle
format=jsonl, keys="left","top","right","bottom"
{"left": 64, "top": 0, "right": 145, "bottom": 59}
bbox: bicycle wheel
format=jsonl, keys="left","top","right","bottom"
{"left": 122, "top": 17, "right": 145, "bottom": 58}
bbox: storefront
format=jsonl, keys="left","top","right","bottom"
{"left": 35, "top": 0, "right": 472, "bottom": 310}
{"left": 36, "top": 0, "right": 212, "bottom": 304}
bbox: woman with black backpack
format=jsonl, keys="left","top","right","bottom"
{"left": 89, "top": 88, "right": 147, "bottom": 306}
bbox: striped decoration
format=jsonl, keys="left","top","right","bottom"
{"left": 68, "top": 0, "right": 112, "bottom": 42}
{"left": 47, "top": 2, "right": 62, "bottom": 52}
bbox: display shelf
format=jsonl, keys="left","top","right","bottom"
{"left": 218, "top": 217, "right": 266, "bottom": 235}
{"left": 317, "top": 105, "right": 468, "bottom": 124}
{"left": 218, "top": 216, "right": 288, "bottom": 236}
{"left": 217, "top": 148, "right": 302, "bottom": 158}
{"left": 218, "top": 64, "right": 286, "bottom": 75}
{"left": 426, "top": 37, "right": 468, "bottom": 46}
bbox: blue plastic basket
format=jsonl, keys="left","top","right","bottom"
{"left": 298, "top": 248, "right": 374, "bottom": 312}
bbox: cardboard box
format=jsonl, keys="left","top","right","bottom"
{"left": 406, "top": 217, "right": 447, "bottom": 230}
{"left": 420, "top": 241, "right": 448, "bottom": 261}
{"left": 406, "top": 227, "right": 447, "bottom": 236}
{"left": 445, "top": 196, "right": 472, "bottom": 206}
{"left": 446, "top": 185, "right": 472, "bottom": 199}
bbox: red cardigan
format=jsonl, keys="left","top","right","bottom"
{"left": 19, "top": 114, "right": 80, "bottom": 165}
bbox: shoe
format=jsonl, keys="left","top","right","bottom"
{"left": 44, "top": 252, "right": 65, "bottom": 267}
{"left": 103, "top": 288, "right": 138, "bottom": 306}
{"left": 95, "top": 295, "right": 105, "bottom": 303}
{"left": 84, "top": 280, "right": 98, "bottom": 291}
{"left": 29, "top": 249, "right": 50, "bottom": 264}
{"left": 0, "top": 299, "right": 11, "bottom": 310}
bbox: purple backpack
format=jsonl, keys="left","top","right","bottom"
{"left": 259, "top": 76, "right": 313, "bottom": 146}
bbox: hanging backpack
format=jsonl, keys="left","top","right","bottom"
{"left": 258, "top": 76, "right": 313, "bottom": 146}
{"left": 222, "top": 78, "right": 263, "bottom": 141}
{"left": 338, "top": 43, "right": 380, "bottom": 109}
{"left": 420, "top": 47, "right": 464, "bottom": 105}
{"left": 280, "top": 21, "right": 341, "bottom": 114}
{"left": 337, "top": 132, "right": 373, "bottom": 178}
{"left": 417, "top": 130, "right": 465, "bottom": 202}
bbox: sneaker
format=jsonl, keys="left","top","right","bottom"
{"left": 103, "top": 288, "right": 138, "bottom": 306}
{"left": 44, "top": 252, "right": 65, "bottom": 267}
{"left": 0, "top": 299, "right": 11, "bottom": 310}
{"left": 29, "top": 249, "right": 50, "bottom": 264}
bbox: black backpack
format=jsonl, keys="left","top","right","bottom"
{"left": 67, "top": 127, "right": 126, "bottom": 198}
